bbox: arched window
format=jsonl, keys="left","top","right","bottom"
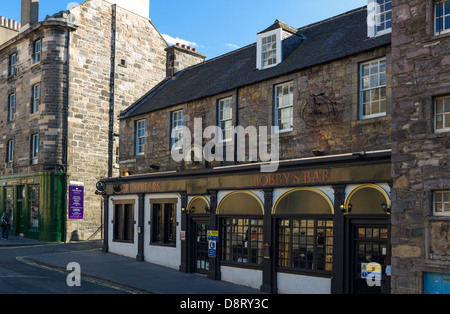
{"left": 217, "top": 191, "right": 264, "bottom": 265}
{"left": 187, "top": 196, "right": 210, "bottom": 215}
{"left": 344, "top": 184, "right": 390, "bottom": 215}
{"left": 273, "top": 188, "right": 334, "bottom": 273}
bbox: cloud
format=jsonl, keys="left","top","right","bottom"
{"left": 162, "top": 34, "right": 198, "bottom": 47}
{"left": 225, "top": 43, "right": 241, "bottom": 50}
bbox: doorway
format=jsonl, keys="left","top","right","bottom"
{"left": 347, "top": 220, "right": 391, "bottom": 294}
{"left": 193, "top": 220, "right": 210, "bottom": 274}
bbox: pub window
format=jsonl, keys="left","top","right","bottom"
{"left": 218, "top": 97, "right": 233, "bottom": 142}
{"left": 113, "top": 201, "right": 135, "bottom": 242}
{"left": 274, "top": 81, "right": 294, "bottom": 132}
{"left": 217, "top": 191, "right": 265, "bottom": 265}
{"left": 9, "top": 53, "right": 16, "bottom": 76}
{"left": 273, "top": 188, "right": 334, "bottom": 273}
{"left": 435, "top": 0, "right": 450, "bottom": 35}
{"left": 6, "top": 187, "right": 14, "bottom": 229}
{"left": 29, "top": 186, "right": 40, "bottom": 230}
{"left": 433, "top": 191, "right": 450, "bottom": 216}
{"left": 135, "top": 119, "right": 146, "bottom": 156}
{"left": 8, "top": 93, "right": 15, "bottom": 122}
{"left": 34, "top": 39, "right": 41, "bottom": 63}
{"left": 360, "top": 58, "right": 387, "bottom": 119}
{"left": 31, "top": 133, "right": 39, "bottom": 165}
{"left": 150, "top": 199, "right": 177, "bottom": 246}
{"left": 221, "top": 218, "right": 264, "bottom": 265}
{"left": 435, "top": 95, "right": 450, "bottom": 132}
{"left": 278, "top": 219, "right": 333, "bottom": 272}
{"left": 32, "top": 84, "right": 40, "bottom": 113}
{"left": 171, "top": 110, "right": 184, "bottom": 150}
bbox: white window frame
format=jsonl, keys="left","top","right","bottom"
{"left": 433, "top": 191, "right": 450, "bottom": 216}
{"left": 34, "top": 39, "right": 41, "bottom": 63}
{"left": 274, "top": 81, "right": 294, "bottom": 133}
{"left": 435, "top": 0, "right": 450, "bottom": 35}
{"left": 256, "top": 28, "right": 282, "bottom": 70}
{"left": 32, "top": 84, "right": 40, "bottom": 113}
{"left": 435, "top": 95, "right": 450, "bottom": 133}
{"left": 359, "top": 58, "right": 387, "bottom": 120}
{"left": 218, "top": 97, "right": 233, "bottom": 143}
{"left": 367, "top": 0, "right": 392, "bottom": 37}
{"left": 31, "top": 133, "right": 39, "bottom": 164}
{"left": 7, "top": 140, "right": 14, "bottom": 163}
{"left": 8, "top": 93, "right": 15, "bottom": 122}
{"left": 135, "top": 119, "right": 146, "bottom": 156}
{"left": 171, "top": 110, "right": 184, "bottom": 150}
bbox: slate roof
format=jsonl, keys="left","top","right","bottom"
{"left": 120, "top": 6, "right": 391, "bottom": 119}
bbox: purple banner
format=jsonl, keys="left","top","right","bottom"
{"left": 69, "top": 186, "right": 84, "bottom": 219}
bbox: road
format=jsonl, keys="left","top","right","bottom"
{"left": 0, "top": 240, "right": 138, "bottom": 294}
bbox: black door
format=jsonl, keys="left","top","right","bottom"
{"left": 194, "top": 221, "right": 210, "bottom": 274}
{"left": 350, "top": 222, "right": 391, "bottom": 294}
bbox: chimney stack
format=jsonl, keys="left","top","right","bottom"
{"left": 20, "top": 0, "right": 39, "bottom": 33}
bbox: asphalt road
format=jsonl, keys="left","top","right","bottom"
{"left": 0, "top": 240, "right": 138, "bottom": 294}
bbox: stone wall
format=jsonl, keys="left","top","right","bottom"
{"left": 391, "top": 0, "right": 450, "bottom": 294}
{"left": 65, "top": 0, "right": 167, "bottom": 240}
{"left": 119, "top": 46, "right": 392, "bottom": 175}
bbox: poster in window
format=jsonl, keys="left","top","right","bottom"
{"left": 69, "top": 186, "right": 84, "bottom": 219}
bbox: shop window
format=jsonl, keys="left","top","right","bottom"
{"left": 359, "top": 58, "right": 387, "bottom": 119}
{"left": 113, "top": 201, "right": 135, "bottom": 242}
{"left": 433, "top": 191, "right": 450, "bottom": 216}
{"left": 278, "top": 219, "right": 333, "bottom": 272}
{"left": 6, "top": 187, "right": 14, "bottom": 229}
{"left": 221, "top": 218, "right": 264, "bottom": 265}
{"left": 435, "top": 95, "right": 450, "bottom": 132}
{"left": 150, "top": 199, "right": 177, "bottom": 246}
{"left": 435, "top": 0, "right": 450, "bottom": 35}
{"left": 29, "top": 186, "right": 40, "bottom": 230}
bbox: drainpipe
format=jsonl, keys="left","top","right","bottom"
{"left": 107, "top": 4, "right": 117, "bottom": 178}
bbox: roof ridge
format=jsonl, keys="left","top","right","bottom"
{"left": 298, "top": 5, "right": 366, "bottom": 31}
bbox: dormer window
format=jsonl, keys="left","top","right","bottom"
{"left": 367, "top": 0, "right": 392, "bottom": 37}
{"left": 257, "top": 28, "right": 282, "bottom": 70}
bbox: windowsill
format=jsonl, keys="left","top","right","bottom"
{"left": 359, "top": 112, "right": 387, "bottom": 121}
{"left": 427, "top": 215, "right": 450, "bottom": 221}
{"left": 220, "top": 261, "right": 263, "bottom": 270}
{"left": 149, "top": 241, "right": 176, "bottom": 248}
{"left": 435, "top": 128, "right": 450, "bottom": 134}
{"left": 276, "top": 266, "right": 332, "bottom": 278}
{"left": 276, "top": 127, "right": 293, "bottom": 134}
{"left": 112, "top": 239, "right": 135, "bottom": 244}
{"left": 30, "top": 61, "right": 41, "bottom": 69}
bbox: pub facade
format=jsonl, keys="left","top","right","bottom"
{"left": 101, "top": 5, "right": 394, "bottom": 293}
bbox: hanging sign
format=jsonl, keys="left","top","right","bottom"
{"left": 69, "top": 185, "right": 84, "bottom": 219}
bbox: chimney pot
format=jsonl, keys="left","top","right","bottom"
{"left": 176, "top": 43, "right": 180, "bottom": 46}
{"left": 182, "top": 44, "right": 186, "bottom": 48}
{"left": 192, "top": 48, "right": 197, "bottom": 52}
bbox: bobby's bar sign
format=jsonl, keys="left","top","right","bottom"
{"left": 108, "top": 164, "right": 391, "bottom": 194}
{"left": 253, "top": 169, "right": 330, "bottom": 187}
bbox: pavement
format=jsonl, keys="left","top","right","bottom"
{"left": 3, "top": 236, "right": 265, "bottom": 295}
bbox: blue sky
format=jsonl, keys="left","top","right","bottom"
{"left": 1, "top": 0, "right": 368, "bottom": 59}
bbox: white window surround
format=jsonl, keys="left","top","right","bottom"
{"left": 433, "top": 191, "right": 450, "bottom": 216}
{"left": 135, "top": 119, "right": 146, "bottom": 156}
{"left": 367, "top": 0, "right": 392, "bottom": 38}
{"left": 218, "top": 97, "right": 233, "bottom": 143}
{"left": 435, "top": 95, "right": 450, "bottom": 133}
{"left": 359, "top": 57, "right": 387, "bottom": 120}
{"left": 171, "top": 110, "right": 184, "bottom": 150}
{"left": 256, "top": 28, "right": 282, "bottom": 70}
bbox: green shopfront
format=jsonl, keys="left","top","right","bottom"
{"left": 0, "top": 172, "right": 66, "bottom": 242}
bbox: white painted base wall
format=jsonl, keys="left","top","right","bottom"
{"left": 277, "top": 273, "right": 331, "bottom": 294}
{"left": 220, "top": 266, "right": 262, "bottom": 290}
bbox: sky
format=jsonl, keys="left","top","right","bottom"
{"left": 1, "top": 0, "right": 368, "bottom": 59}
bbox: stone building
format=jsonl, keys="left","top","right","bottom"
{"left": 101, "top": 5, "right": 394, "bottom": 294}
{"left": 0, "top": 0, "right": 169, "bottom": 242}
{"left": 390, "top": 0, "right": 450, "bottom": 294}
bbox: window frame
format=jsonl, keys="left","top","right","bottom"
{"left": 112, "top": 200, "right": 135, "bottom": 243}
{"left": 435, "top": 0, "right": 450, "bottom": 35}
{"left": 135, "top": 119, "right": 146, "bottom": 156}
{"left": 359, "top": 57, "right": 387, "bottom": 120}
{"left": 220, "top": 217, "right": 264, "bottom": 266}
{"left": 31, "top": 133, "right": 39, "bottom": 165}
{"left": 218, "top": 97, "right": 233, "bottom": 143}
{"left": 274, "top": 81, "right": 294, "bottom": 133}
{"left": 171, "top": 110, "right": 184, "bottom": 150}
{"left": 435, "top": 95, "right": 450, "bottom": 133}
{"left": 32, "top": 83, "right": 40, "bottom": 114}
{"left": 276, "top": 217, "right": 334, "bottom": 274}
{"left": 256, "top": 28, "right": 282, "bottom": 70}
{"left": 9, "top": 53, "right": 17, "bottom": 77}
{"left": 8, "top": 93, "right": 15, "bottom": 122}
{"left": 7, "top": 139, "right": 14, "bottom": 164}
{"left": 150, "top": 199, "right": 178, "bottom": 247}
{"left": 367, "top": 0, "right": 392, "bottom": 37}
{"left": 433, "top": 191, "right": 450, "bottom": 216}
{"left": 34, "top": 39, "right": 41, "bottom": 64}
